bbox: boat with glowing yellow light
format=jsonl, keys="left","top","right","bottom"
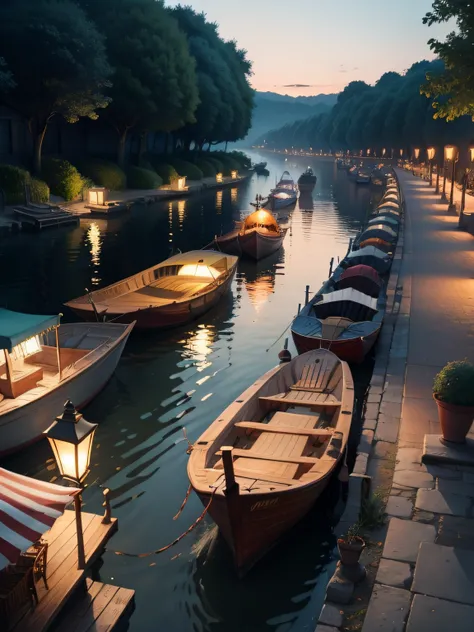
{"left": 0, "top": 309, "right": 133, "bottom": 455}
{"left": 65, "top": 250, "right": 238, "bottom": 329}
{"left": 212, "top": 207, "right": 287, "bottom": 261}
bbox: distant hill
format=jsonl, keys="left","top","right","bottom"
{"left": 241, "top": 91, "right": 337, "bottom": 145}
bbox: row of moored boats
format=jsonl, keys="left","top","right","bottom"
{"left": 188, "top": 172, "right": 403, "bottom": 574}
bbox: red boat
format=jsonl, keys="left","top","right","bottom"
{"left": 291, "top": 288, "right": 383, "bottom": 364}
{"left": 65, "top": 250, "right": 238, "bottom": 329}
{"left": 336, "top": 264, "right": 382, "bottom": 298}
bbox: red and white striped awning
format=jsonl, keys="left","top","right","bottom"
{"left": 0, "top": 468, "right": 80, "bottom": 570}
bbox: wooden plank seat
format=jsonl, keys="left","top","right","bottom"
{"left": 234, "top": 421, "right": 333, "bottom": 437}
{"left": 259, "top": 392, "right": 341, "bottom": 407}
{"left": 294, "top": 357, "right": 339, "bottom": 391}
{"left": 217, "top": 448, "right": 319, "bottom": 466}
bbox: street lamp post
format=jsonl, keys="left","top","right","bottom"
{"left": 460, "top": 145, "right": 474, "bottom": 220}
{"left": 427, "top": 147, "right": 436, "bottom": 188}
{"left": 44, "top": 400, "right": 98, "bottom": 570}
{"left": 444, "top": 145, "right": 459, "bottom": 211}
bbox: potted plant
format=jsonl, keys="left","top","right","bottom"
{"left": 337, "top": 523, "right": 365, "bottom": 566}
{"left": 433, "top": 360, "right": 474, "bottom": 443}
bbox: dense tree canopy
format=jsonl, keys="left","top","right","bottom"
{"left": 170, "top": 6, "right": 254, "bottom": 151}
{"left": 257, "top": 61, "right": 474, "bottom": 158}
{"left": 0, "top": 0, "right": 254, "bottom": 169}
{"left": 422, "top": 0, "right": 474, "bottom": 121}
{"left": 0, "top": 0, "right": 112, "bottom": 172}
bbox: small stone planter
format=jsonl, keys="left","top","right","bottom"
{"left": 337, "top": 536, "right": 365, "bottom": 566}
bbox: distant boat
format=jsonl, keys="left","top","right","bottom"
{"left": 253, "top": 162, "right": 268, "bottom": 174}
{"left": 265, "top": 171, "right": 298, "bottom": 210}
{"left": 188, "top": 348, "right": 354, "bottom": 575}
{"left": 212, "top": 199, "right": 288, "bottom": 261}
{"left": 297, "top": 167, "right": 317, "bottom": 192}
{"left": 65, "top": 250, "right": 238, "bottom": 329}
{"left": 0, "top": 309, "right": 133, "bottom": 455}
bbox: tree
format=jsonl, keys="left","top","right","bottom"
{"left": 422, "top": 1, "right": 474, "bottom": 120}
{"left": 0, "top": 0, "right": 111, "bottom": 173}
{"left": 78, "top": 0, "right": 199, "bottom": 167}
{"left": 170, "top": 6, "right": 253, "bottom": 151}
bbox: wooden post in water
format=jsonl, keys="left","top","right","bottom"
{"left": 305, "top": 285, "right": 310, "bottom": 306}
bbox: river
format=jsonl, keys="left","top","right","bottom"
{"left": 0, "top": 151, "right": 381, "bottom": 632}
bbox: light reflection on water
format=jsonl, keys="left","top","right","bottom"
{"left": 0, "top": 151, "right": 381, "bottom": 632}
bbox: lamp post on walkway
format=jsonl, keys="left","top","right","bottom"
{"left": 444, "top": 145, "right": 459, "bottom": 212}
{"left": 460, "top": 145, "right": 474, "bottom": 222}
{"left": 44, "top": 400, "right": 98, "bottom": 570}
{"left": 427, "top": 147, "right": 436, "bottom": 188}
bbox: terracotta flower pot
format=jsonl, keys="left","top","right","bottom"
{"left": 337, "top": 536, "right": 365, "bottom": 566}
{"left": 434, "top": 394, "right": 474, "bottom": 444}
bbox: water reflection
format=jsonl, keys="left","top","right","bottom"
{"left": 86, "top": 222, "right": 102, "bottom": 286}
{"left": 0, "top": 150, "right": 382, "bottom": 632}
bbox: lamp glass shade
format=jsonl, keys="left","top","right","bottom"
{"left": 427, "top": 147, "right": 436, "bottom": 160}
{"left": 216, "top": 173, "right": 223, "bottom": 183}
{"left": 177, "top": 177, "right": 186, "bottom": 190}
{"left": 382, "top": 148, "right": 386, "bottom": 156}
{"left": 88, "top": 188, "right": 107, "bottom": 206}
{"left": 414, "top": 148, "right": 420, "bottom": 159}
{"left": 44, "top": 400, "right": 98, "bottom": 484}
{"left": 444, "top": 145, "right": 457, "bottom": 161}
{"left": 399, "top": 149, "right": 403, "bottom": 156}
{"left": 231, "top": 170, "right": 238, "bottom": 179}
{"left": 469, "top": 146, "right": 474, "bottom": 163}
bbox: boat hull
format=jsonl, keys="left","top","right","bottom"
{"left": 213, "top": 232, "right": 242, "bottom": 256}
{"left": 265, "top": 195, "right": 297, "bottom": 210}
{"left": 291, "top": 326, "right": 381, "bottom": 364}
{"left": 239, "top": 229, "right": 286, "bottom": 261}
{"left": 0, "top": 324, "right": 133, "bottom": 456}
{"left": 69, "top": 267, "right": 236, "bottom": 329}
{"left": 197, "top": 471, "right": 332, "bottom": 574}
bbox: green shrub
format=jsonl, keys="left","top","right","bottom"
{"left": 153, "top": 163, "right": 178, "bottom": 185}
{"left": 229, "top": 150, "right": 251, "bottom": 170}
{"left": 194, "top": 158, "right": 217, "bottom": 177}
{"left": 30, "top": 178, "right": 50, "bottom": 203}
{"left": 169, "top": 158, "right": 203, "bottom": 181}
{"left": 215, "top": 154, "right": 240, "bottom": 174}
{"left": 41, "top": 158, "right": 85, "bottom": 201}
{"left": 205, "top": 156, "right": 224, "bottom": 174}
{"left": 126, "top": 166, "right": 162, "bottom": 189}
{"left": 76, "top": 159, "right": 126, "bottom": 191}
{"left": 433, "top": 360, "right": 474, "bottom": 406}
{"left": 0, "top": 164, "right": 30, "bottom": 204}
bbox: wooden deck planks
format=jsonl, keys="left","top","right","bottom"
{"left": 54, "top": 579, "right": 135, "bottom": 632}
{"left": 14, "top": 512, "right": 118, "bottom": 632}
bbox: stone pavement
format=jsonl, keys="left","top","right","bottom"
{"left": 361, "top": 169, "right": 474, "bottom": 631}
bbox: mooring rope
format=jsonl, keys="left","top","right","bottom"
{"left": 109, "top": 488, "right": 217, "bottom": 559}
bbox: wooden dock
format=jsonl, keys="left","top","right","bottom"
{"left": 12, "top": 510, "right": 134, "bottom": 632}
{"left": 13, "top": 206, "right": 79, "bottom": 230}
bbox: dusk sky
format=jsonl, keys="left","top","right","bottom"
{"left": 166, "top": 0, "right": 453, "bottom": 96}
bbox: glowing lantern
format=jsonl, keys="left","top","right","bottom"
{"left": 231, "top": 170, "right": 238, "bottom": 179}
{"left": 44, "top": 400, "right": 97, "bottom": 485}
{"left": 427, "top": 147, "right": 436, "bottom": 161}
{"left": 216, "top": 173, "right": 223, "bottom": 183}
{"left": 469, "top": 145, "right": 474, "bottom": 163}
{"left": 88, "top": 187, "right": 108, "bottom": 206}
{"left": 414, "top": 148, "right": 420, "bottom": 160}
{"left": 382, "top": 148, "right": 386, "bottom": 156}
{"left": 444, "top": 145, "right": 458, "bottom": 162}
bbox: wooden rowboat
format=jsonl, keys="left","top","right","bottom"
{"left": 188, "top": 349, "right": 354, "bottom": 574}
{"left": 65, "top": 251, "right": 238, "bottom": 329}
{"left": 213, "top": 208, "right": 287, "bottom": 261}
{"left": 0, "top": 310, "right": 134, "bottom": 455}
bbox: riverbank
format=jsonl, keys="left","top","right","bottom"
{"left": 322, "top": 167, "right": 474, "bottom": 632}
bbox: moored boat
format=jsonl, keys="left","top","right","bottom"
{"left": 265, "top": 171, "right": 298, "bottom": 210}
{"left": 297, "top": 167, "right": 317, "bottom": 192}
{"left": 291, "top": 288, "right": 384, "bottom": 364}
{"left": 238, "top": 209, "right": 288, "bottom": 260}
{"left": 253, "top": 161, "right": 268, "bottom": 174}
{"left": 188, "top": 348, "right": 354, "bottom": 574}
{"left": 344, "top": 246, "right": 392, "bottom": 274}
{"left": 0, "top": 310, "right": 133, "bottom": 455}
{"left": 356, "top": 171, "right": 371, "bottom": 184}
{"left": 65, "top": 251, "right": 238, "bottom": 329}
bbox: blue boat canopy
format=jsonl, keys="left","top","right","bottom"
{"left": 0, "top": 309, "right": 60, "bottom": 352}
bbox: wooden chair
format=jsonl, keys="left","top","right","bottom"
{"left": 0, "top": 566, "right": 36, "bottom": 630}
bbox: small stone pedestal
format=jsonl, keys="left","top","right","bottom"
{"left": 326, "top": 561, "right": 366, "bottom": 605}
{"left": 422, "top": 435, "right": 474, "bottom": 467}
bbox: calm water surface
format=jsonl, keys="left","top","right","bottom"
{"left": 1, "top": 152, "right": 381, "bottom": 632}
